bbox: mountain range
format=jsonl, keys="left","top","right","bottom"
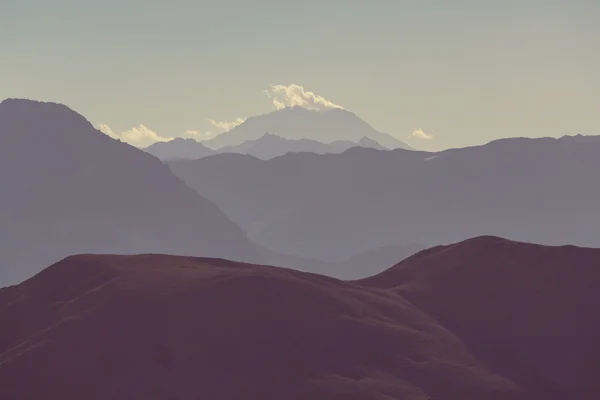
{"left": 144, "top": 137, "right": 214, "bottom": 161}
{"left": 144, "top": 133, "right": 387, "bottom": 161}
{"left": 1, "top": 236, "right": 598, "bottom": 399}
{"left": 0, "top": 99, "right": 423, "bottom": 286}
{"left": 168, "top": 135, "right": 600, "bottom": 262}
{"left": 1, "top": 97, "right": 599, "bottom": 399}
{"left": 0, "top": 99, "right": 322, "bottom": 286}
{"left": 202, "top": 106, "right": 412, "bottom": 149}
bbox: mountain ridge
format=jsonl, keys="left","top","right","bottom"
{"left": 0, "top": 99, "right": 263, "bottom": 285}
{"left": 168, "top": 135, "right": 600, "bottom": 261}
{"left": 2, "top": 236, "right": 599, "bottom": 399}
{"left": 358, "top": 235, "right": 600, "bottom": 399}
{"left": 203, "top": 106, "right": 412, "bottom": 150}
{"left": 0, "top": 241, "right": 525, "bottom": 399}
{"left": 144, "top": 132, "right": 388, "bottom": 161}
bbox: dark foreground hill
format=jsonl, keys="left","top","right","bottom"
{"left": 2, "top": 237, "right": 600, "bottom": 399}
{"left": 359, "top": 236, "right": 600, "bottom": 400}
{"left": 0, "top": 253, "right": 520, "bottom": 400}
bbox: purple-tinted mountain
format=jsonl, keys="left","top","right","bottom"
{"left": 359, "top": 236, "right": 600, "bottom": 400}
{"left": 558, "top": 133, "right": 600, "bottom": 144}
{"left": 0, "top": 99, "right": 269, "bottom": 286}
{"left": 203, "top": 106, "right": 412, "bottom": 150}
{"left": 216, "top": 133, "right": 387, "bottom": 160}
{"left": 168, "top": 136, "right": 600, "bottom": 262}
{"left": 144, "top": 137, "right": 213, "bottom": 160}
{"left": 142, "top": 133, "right": 387, "bottom": 161}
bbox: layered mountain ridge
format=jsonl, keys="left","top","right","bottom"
{"left": 168, "top": 135, "right": 600, "bottom": 261}
{"left": 0, "top": 99, "right": 264, "bottom": 285}
{"left": 1, "top": 236, "right": 598, "bottom": 399}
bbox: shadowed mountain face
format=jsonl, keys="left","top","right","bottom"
{"left": 203, "top": 106, "right": 412, "bottom": 149}
{"left": 0, "top": 252, "right": 523, "bottom": 400}
{"left": 143, "top": 133, "right": 387, "bottom": 161}
{"left": 168, "top": 136, "right": 600, "bottom": 262}
{"left": 358, "top": 236, "right": 600, "bottom": 400}
{"left": 0, "top": 99, "right": 266, "bottom": 286}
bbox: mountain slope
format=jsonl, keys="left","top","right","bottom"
{"left": 203, "top": 106, "right": 412, "bottom": 149}
{"left": 0, "top": 253, "right": 522, "bottom": 400}
{"left": 143, "top": 133, "right": 388, "bottom": 161}
{"left": 168, "top": 137, "right": 600, "bottom": 261}
{"left": 0, "top": 99, "right": 265, "bottom": 285}
{"left": 216, "top": 133, "right": 388, "bottom": 160}
{"left": 358, "top": 236, "right": 600, "bottom": 400}
{"left": 144, "top": 137, "right": 213, "bottom": 160}
{"left": 337, "top": 243, "right": 426, "bottom": 280}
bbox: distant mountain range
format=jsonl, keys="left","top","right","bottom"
{"left": 0, "top": 99, "right": 344, "bottom": 285}
{"left": 202, "top": 106, "right": 412, "bottom": 149}
{"left": 2, "top": 236, "right": 598, "bottom": 399}
{"left": 0, "top": 99, "right": 267, "bottom": 285}
{"left": 2, "top": 98, "right": 599, "bottom": 399}
{"left": 3, "top": 97, "right": 599, "bottom": 284}
{"left": 168, "top": 135, "right": 600, "bottom": 262}
{"left": 145, "top": 133, "right": 387, "bottom": 161}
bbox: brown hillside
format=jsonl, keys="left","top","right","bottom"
{"left": 0, "top": 254, "right": 520, "bottom": 400}
{"left": 358, "top": 236, "right": 600, "bottom": 400}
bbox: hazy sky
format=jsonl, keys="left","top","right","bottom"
{"left": 2, "top": 0, "right": 599, "bottom": 150}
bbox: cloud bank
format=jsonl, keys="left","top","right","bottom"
{"left": 98, "top": 124, "right": 173, "bottom": 147}
{"left": 98, "top": 84, "right": 346, "bottom": 146}
{"left": 264, "top": 84, "right": 344, "bottom": 111}
{"left": 98, "top": 124, "right": 218, "bottom": 147}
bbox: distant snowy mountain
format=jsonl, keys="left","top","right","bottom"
{"left": 203, "top": 106, "right": 411, "bottom": 149}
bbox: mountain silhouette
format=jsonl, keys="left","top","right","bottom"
{"left": 0, "top": 99, "right": 269, "bottom": 286}
{"left": 359, "top": 236, "right": 600, "bottom": 400}
{"left": 203, "top": 106, "right": 412, "bottom": 149}
{"left": 0, "top": 249, "right": 524, "bottom": 400}
{"left": 337, "top": 243, "right": 426, "bottom": 280}
{"left": 2, "top": 236, "right": 598, "bottom": 399}
{"left": 168, "top": 136, "right": 600, "bottom": 262}
{"left": 142, "top": 133, "right": 387, "bottom": 161}
{"left": 216, "top": 133, "right": 388, "bottom": 160}
{"left": 558, "top": 133, "right": 600, "bottom": 144}
{"left": 144, "top": 137, "right": 213, "bottom": 160}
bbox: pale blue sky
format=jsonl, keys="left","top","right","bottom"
{"left": 2, "top": 0, "right": 599, "bottom": 150}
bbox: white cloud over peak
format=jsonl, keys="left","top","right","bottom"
{"left": 98, "top": 124, "right": 173, "bottom": 147}
{"left": 97, "top": 83, "right": 346, "bottom": 146}
{"left": 409, "top": 128, "right": 434, "bottom": 140}
{"left": 263, "top": 84, "right": 345, "bottom": 111}
{"left": 98, "top": 122, "right": 224, "bottom": 147}
{"left": 208, "top": 117, "right": 246, "bottom": 132}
